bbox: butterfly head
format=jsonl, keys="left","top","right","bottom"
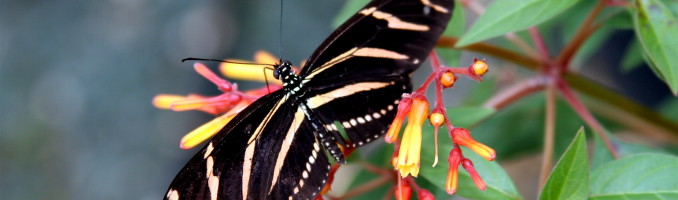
{"left": 273, "top": 60, "right": 293, "bottom": 78}
{"left": 273, "top": 60, "right": 303, "bottom": 93}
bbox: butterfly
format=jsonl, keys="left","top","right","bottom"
{"left": 164, "top": 0, "right": 454, "bottom": 199}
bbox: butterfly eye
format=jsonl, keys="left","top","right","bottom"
{"left": 273, "top": 68, "right": 281, "bottom": 79}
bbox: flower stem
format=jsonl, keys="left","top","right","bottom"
{"left": 539, "top": 76, "right": 556, "bottom": 189}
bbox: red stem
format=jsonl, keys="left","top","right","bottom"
{"left": 557, "top": 78, "right": 619, "bottom": 159}
{"left": 483, "top": 76, "right": 548, "bottom": 110}
{"left": 529, "top": 27, "right": 551, "bottom": 62}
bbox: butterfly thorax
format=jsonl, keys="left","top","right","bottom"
{"left": 274, "top": 60, "right": 304, "bottom": 96}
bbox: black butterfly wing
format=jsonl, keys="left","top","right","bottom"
{"left": 164, "top": 91, "right": 330, "bottom": 199}
{"left": 300, "top": 0, "right": 454, "bottom": 147}
{"left": 304, "top": 76, "right": 412, "bottom": 148}
{"left": 165, "top": 0, "right": 455, "bottom": 199}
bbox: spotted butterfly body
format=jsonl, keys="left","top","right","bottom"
{"left": 165, "top": 0, "right": 454, "bottom": 199}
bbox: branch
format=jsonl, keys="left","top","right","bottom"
{"left": 437, "top": 37, "right": 541, "bottom": 71}
{"left": 437, "top": 37, "right": 678, "bottom": 142}
{"left": 483, "top": 76, "right": 547, "bottom": 110}
{"left": 554, "top": 0, "right": 605, "bottom": 68}
{"left": 557, "top": 79, "right": 620, "bottom": 159}
{"left": 539, "top": 76, "right": 556, "bottom": 188}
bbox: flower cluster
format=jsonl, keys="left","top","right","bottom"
{"left": 152, "top": 51, "right": 290, "bottom": 149}
{"left": 385, "top": 51, "right": 495, "bottom": 195}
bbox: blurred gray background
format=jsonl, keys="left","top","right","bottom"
{"left": 0, "top": 0, "right": 344, "bottom": 199}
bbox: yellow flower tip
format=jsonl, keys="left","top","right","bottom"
{"left": 253, "top": 50, "right": 279, "bottom": 65}
{"left": 385, "top": 97, "right": 413, "bottom": 143}
{"left": 445, "top": 166, "right": 459, "bottom": 195}
{"left": 429, "top": 109, "right": 445, "bottom": 127}
{"left": 396, "top": 123, "right": 421, "bottom": 177}
{"left": 446, "top": 147, "right": 463, "bottom": 194}
{"left": 180, "top": 113, "right": 235, "bottom": 149}
{"left": 153, "top": 94, "right": 186, "bottom": 109}
{"left": 395, "top": 96, "right": 428, "bottom": 177}
{"left": 219, "top": 59, "right": 282, "bottom": 85}
{"left": 440, "top": 71, "right": 456, "bottom": 88}
{"left": 396, "top": 162, "right": 420, "bottom": 177}
{"left": 471, "top": 58, "right": 489, "bottom": 76}
{"left": 452, "top": 128, "right": 496, "bottom": 161}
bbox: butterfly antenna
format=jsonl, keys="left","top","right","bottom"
{"left": 182, "top": 57, "right": 276, "bottom": 67}
{"left": 278, "top": 0, "right": 284, "bottom": 59}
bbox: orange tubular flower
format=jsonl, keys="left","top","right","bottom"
{"left": 395, "top": 179, "right": 413, "bottom": 200}
{"left": 220, "top": 50, "right": 300, "bottom": 85}
{"left": 446, "top": 147, "right": 462, "bottom": 194}
{"left": 416, "top": 189, "right": 435, "bottom": 200}
{"left": 385, "top": 95, "right": 413, "bottom": 143}
{"left": 451, "top": 128, "right": 496, "bottom": 161}
{"left": 462, "top": 159, "right": 487, "bottom": 191}
{"left": 395, "top": 96, "right": 429, "bottom": 177}
{"left": 179, "top": 100, "right": 251, "bottom": 149}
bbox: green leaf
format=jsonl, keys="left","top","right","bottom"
{"left": 632, "top": 0, "right": 678, "bottom": 95}
{"left": 606, "top": 9, "right": 635, "bottom": 30}
{"left": 456, "top": 0, "right": 581, "bottom": 47}
{"left": 591, "top": 133, "right": 670, "bottom": 171}
{"left": 621, "top": 38, "right": 645, "bottom": 72}
{"left": 446, "top": 107, "right": 495, "bottom": 128}
{"left": 539, "top": 128, "right": 589, "bottom": 200}
{"left": 666, "top": 0, "right": 678, "bottom": 16}
{"left": 438, "top": 3, "right": 465, "bottom": 67}
{"left": 418, "top": 107, "right": 521, "bottom": 199}
{"left": 420, "top": 145, "right": 522, "bottom": 200}
{"left": 419, "top": 143, "right": 521, "bottom": 200}
{"left": 590, "top": 153, "right": 678, "bottom": 199}
{"left": 332, "top": 0, "right": 369, "bottom": 28}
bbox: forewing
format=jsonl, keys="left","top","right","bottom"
{"left": 300, "top": 0, "right": 454, "bottom": 83}
{"left": 300, "top": 0, "right": 454, "bottom": 147}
